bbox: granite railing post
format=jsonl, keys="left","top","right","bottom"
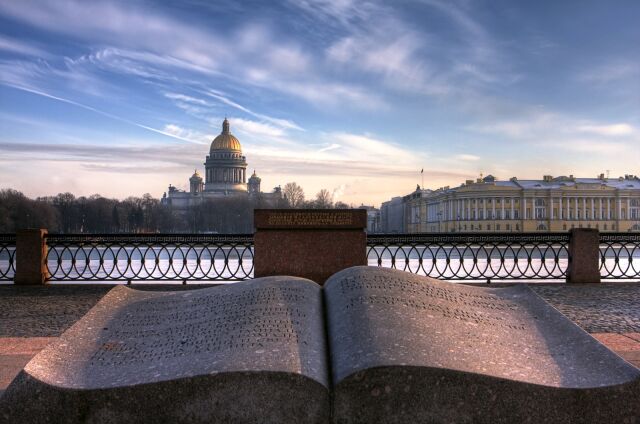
{"left": 15, "top": 228, "right": 49, "bottom": 285}
{"left": 567, "top": 228, "right": 601, "bottom": 284}
{"left": 254, "top": 209, "right": 367, "bottom": 285}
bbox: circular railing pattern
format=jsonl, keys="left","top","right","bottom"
{"left": 45, "top": 234, "right": 254, "bottom": 282}
{"left": 0, "top": 234, "right": 16, "bottom": 281}
{"left": 2, "top": 232, "right": 635, "bottom": 283}
{"left": 367, "top": 233, "right": 571, "bottom": 281}
{"left": 599, "top": 233, "right": 640, "bottom": 279}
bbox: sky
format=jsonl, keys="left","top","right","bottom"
{"left": 0, "top": 0, "right": 638, "bottom": 206}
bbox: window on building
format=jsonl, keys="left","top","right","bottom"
{"left": 563, "top": 224, "right": 567, "bottom": 230}
{"left": 506, "top": 224, "right": 510, "bottom": 230}
{"left": 515, "top": 224, "right": 520, "bottom": 231}
{"left": 514, "top": 210, "right": 519, "bottom": 219}
{"left": 487, "top": 224, "right": 490, "bottom": 230}
{"left": 496, "top": 224, "right": 500, "bottom": 231}
{"left": 604, "top": 224, "right": 608, "bottom": 230}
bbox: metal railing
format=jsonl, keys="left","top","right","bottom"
{"left": 1, "top": 232, "right": 638, "bottom": 283}
{"left": 366, "top": 233, "right": 571, "bottom": 281}
{"left": 0, "top": 234, "right": 16, "bottom": 281}
{"left": 600, "top": 233, "right": 640, "bottom": 279}
{"left": 45, "top": 234, "right": 254, "bottom": 282}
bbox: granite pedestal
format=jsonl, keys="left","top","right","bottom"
{"left": 254, "top": 209, "right": 367, "bottom": 284}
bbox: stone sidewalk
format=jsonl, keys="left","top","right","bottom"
{"left": 1, "top": 282, "right": 639, "bottom": 393}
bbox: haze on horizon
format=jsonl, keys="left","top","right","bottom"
{"left": 0, "top": 0, "right": 638, "bottom": 206}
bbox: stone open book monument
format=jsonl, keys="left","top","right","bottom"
{"left": 1, "top": 267, "right": 639, "bottom": 423}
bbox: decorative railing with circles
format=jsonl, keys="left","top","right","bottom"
{"left": 0, "top": 234, "right": 16, "bottom": 281}
{"left": 45, "top": 234, "right": 254, "bottom": 282}
{"left": 2, "top": 232, "right": 638, "bottom": 283}
{"left": 366, "top": 233, "right": 571, "bottom": 281}
{"left": 599, "top": 233, "right": 640, "bottom": 280}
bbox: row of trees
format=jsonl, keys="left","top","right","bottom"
{"left": 0, "top": 183, "right": 354, "bottom": 233}
{"left": 282, "top": 183, "right": 350, "bottom": 209}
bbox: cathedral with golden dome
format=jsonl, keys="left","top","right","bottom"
{"left": 161, "top": 119, "right": 282, "bottom": 208}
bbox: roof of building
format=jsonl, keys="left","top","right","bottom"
{"left": 190, "top": 169, "right": 202, "bottom": 180}
{"left": 210, "top": 118, "right": 242, "bottom": 152}
{"left": 248, "top": 170, "right": 261, "bottom": 182}
{"left": 512, "top": 176, "right": 640, "bottom": 190}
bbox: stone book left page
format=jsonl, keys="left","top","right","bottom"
{"left": 0, "top": 278, "right": 330, "bottom": 424}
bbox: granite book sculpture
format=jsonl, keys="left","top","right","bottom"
{"left": 1, "top": 267, "right": 639, "bottom": 423}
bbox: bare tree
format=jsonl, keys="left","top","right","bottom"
{"left": 283, "top": 182, "right": 305, "bottom": 208}
{"left": 315, "top": 189, "right": 333, "bottom": 209}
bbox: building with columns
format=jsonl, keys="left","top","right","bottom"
{"left": 394, "top": 174, "right": 640, "bottom": 233}
{"left": 161, "top": 119, "right": 282, "bottom": 208}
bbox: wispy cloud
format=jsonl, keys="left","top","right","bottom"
{"left": 0, "top": 35, "right": 49, "bottom": 58}
{"left": 455, "top": 154, "right": 480, "bottom": 161}
{"left": 0, "top": 82, "right": 204, "bottom": 144}
{"left": 578, "top": 123, "right": 635, "bottom": 137}
{"left": 580, "top": 61, "right": 640, "bottom": 84}
{"left": 202, "top": 90, "right": 304, "bottom": 131}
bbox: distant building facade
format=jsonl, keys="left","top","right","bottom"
{"left": 161, "top": 119, "right": 282, "bottom": 208}
{"left": 380, "top": 196, "right": 406, "bottom": 233}
{"left": 382, "top": 174, "right": 640, "bottom": 233}
{"left": 358, "top": 205, "right": 381, "bottom": 233}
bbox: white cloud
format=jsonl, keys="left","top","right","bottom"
{"left": 455, "top": 154, "right": 480, "bottom": 161}
{"left": 228, "top": 118, "right": 286, "bottom": 138}
{"left": 580, "top": 61, "right": 640, "bottom": 84}
{"left": 578, "top": 123, "right": 635, "bottom": 137}
{"left": 164, "top": 92, "right": 210, "bottom": 106}
{"left": 317, "top": 143, "right": 341, "bottom": 153}
{"left": 202, "top": 90, "right": 304, "bottom": 131}
{"left": 162, "top": 124, "right": 212, "bottom": 144}
{"left": 0, "top": 35, "right": 49, "bottom": 57}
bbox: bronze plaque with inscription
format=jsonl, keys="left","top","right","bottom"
{"left": 255, "top": 209, "right": 366, "bottom": 229}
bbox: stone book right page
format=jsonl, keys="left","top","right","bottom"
{"left": 324, "top": 266, "right": 640, "bottom": 424}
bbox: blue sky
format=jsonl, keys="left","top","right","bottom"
{"left": 0, "top": 0, "right": 638, "bottom": 205}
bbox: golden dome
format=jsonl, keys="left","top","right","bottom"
{"left": 210, "top": 118, "right": 242, "bottom": 152}
{"left": 190, "top": 169, "right": 202, "bottom": 180}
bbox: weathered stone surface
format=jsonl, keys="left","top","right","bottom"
{"left": 567, "top": 228, "right": 601, "bottom": 283}
{"left": 254, "top": 209, "right": 367, "bottom": 229}
{"left": 325, "top": 267, "right": 640, "bottom": 423}
{"left": 254, "top": 209, "right": 367, "bottom": 284}
{"left": 15, "top": 228, "right": 49, "bottom": 285}
{"left": 0, "top": 278, "right": 329, "bottom": 423}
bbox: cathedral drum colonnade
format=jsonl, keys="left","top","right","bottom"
{"left": 161, "top": 119, "right": 281, "bottom": 209}
{"left": 204, "top": 118, "right": 248, "bottom": 193}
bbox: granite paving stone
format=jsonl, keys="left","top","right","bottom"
{"left": 530, "top": 283, "right": 640, "bottom": 333}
